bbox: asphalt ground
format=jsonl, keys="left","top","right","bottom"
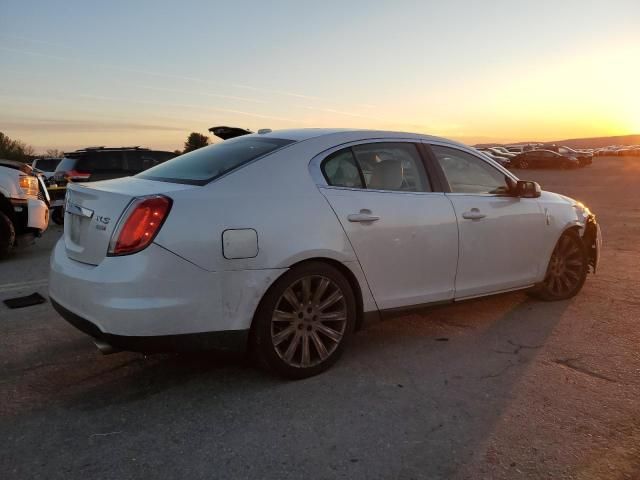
{"left": 1, "top": 156, "right": 638, "bottom": 479}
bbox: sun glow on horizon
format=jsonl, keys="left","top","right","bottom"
{"left": 1, "top": 4, "right": 639, "bottom": 152}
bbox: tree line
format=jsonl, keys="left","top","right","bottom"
{"left": 0, "top": 130, "right": 212, "bottom": 163}
{"left": 0, "top": 131, "right": 36, "bottom": 162}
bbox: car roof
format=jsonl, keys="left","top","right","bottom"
{"left": 243, "top": 128, "right": 467, "bottom": 148}
{"left": 529, "top": 149, "right": 560, "bottom": 154}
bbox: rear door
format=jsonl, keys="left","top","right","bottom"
{"left": 428, "top": 144, "right": 547, "bottom": 298}
{"left": 317, "top": 141, "right": 459, "bottom": 309}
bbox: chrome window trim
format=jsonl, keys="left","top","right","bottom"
{"left": 318, "top": 185, "right": 446, "bottom": 197}
{"left": 308, "top": 137, "right": 433, "bottom": 194}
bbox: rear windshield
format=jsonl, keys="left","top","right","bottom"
{"left": 34, "top": 158, "right": 61, "bottom": 171}
{"left": 137, "top": 136, "right": 295, "bottom": 185}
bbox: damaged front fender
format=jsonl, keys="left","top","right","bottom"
{"left": 582, "top": 214, "right": 602, "bottom": 273}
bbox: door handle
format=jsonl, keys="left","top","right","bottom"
{"left": 462, "top": 208, "right": 486, "bottom": 220}
{"left": 348, "top": 209, "right": 380, "bottom": 223}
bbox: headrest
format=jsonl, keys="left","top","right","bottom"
{"left": 369, "top": 159, "right": 403, "bottom": 190}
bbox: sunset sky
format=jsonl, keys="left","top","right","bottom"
{"left": 1, "top": 0, "right": 639, "bottom": 153}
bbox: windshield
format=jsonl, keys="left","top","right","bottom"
{"left": 138, "top": 136, "right": 295, "bottom": 185}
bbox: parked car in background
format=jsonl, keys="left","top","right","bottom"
{"left": 53, "top": 146, "right": 176, "bottom": 186}
{"left": 543, "top": 145, "right": 593, "bottom": 166}
{"left": 31, "top": 157, "right": 62, "bottom": 184}
{"left": 475, "top": 148, "right": 511, "bottom": 168}
{"left": 50, "top": 146, "right": 176, "bottom": 224}
{"left": 0, "top": 159, "right": 49, "bottom": 258}
{"left": 507, "top": 144, "right": 539, "bottom": 153}
{"left": 50, "top": 129, "right": 601, "bottom": 378}
{"left": 617, "top": 146, "right": 640, "bottom": 156}
{"left": 512, "top": 149, "right": 580, "bottom": 169}
{"left": 487, "top": 146, "right": 517, "bottom": 158}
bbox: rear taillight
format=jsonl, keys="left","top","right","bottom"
{"left": 108, "top": 195, "right": 172, "bottom": 256}
{"left": 65, "top": 169, "right": 91, "bottom": 181}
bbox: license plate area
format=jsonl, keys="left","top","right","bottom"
{"left": 68, "top": 214, "right": 84, "bottom": 245}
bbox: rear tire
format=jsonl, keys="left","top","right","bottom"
{"left": 0, "top": 211, "right": 16, "bottom": 260}
{"left": 251, "top": 261, "right": 356, "bottom": 379}
{"left": 528, "top": 231, "right": 588, "bottom": 301}
{"left": 51, "top": 206, "right": 65, "bottom": 225}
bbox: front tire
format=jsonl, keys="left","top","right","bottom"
{"left": 517, "top": 158, "right": 529, "bottom": 169}
{"left": 528, "top": 231, "right": 588, "bottom": 301}
{"left": 0, "top": 211, "right": 16, "bottom": 260}
{"left": 251, "top": 262, "right": 356, "bottom": 379}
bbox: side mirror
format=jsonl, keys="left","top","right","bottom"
{"left": 514, "top": 180, "right": 541, "bottom": 198}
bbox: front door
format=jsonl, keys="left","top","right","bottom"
{"left": 429, "top": 144, "right": 547, "bottom": 299}
{"left": 319, "top": 142, "right": 459, "bottom": 310}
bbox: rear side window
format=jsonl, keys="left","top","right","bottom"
{"left": 126, "top": 151, "right": 175, "bottom": 173}
{"left": 138, "top": 137, "right": 294, "bottom": 185}
{"left": 76, "top": 152, "right": 125, "bottom": 173}
{"left": 321, "top": 142, "right": 430, "bottom": 192}
{"left": 124, "top": 151, "right": 144, "bottom": 173}
{"left": 323, "top": 149, "right": 363, "bottom": 188}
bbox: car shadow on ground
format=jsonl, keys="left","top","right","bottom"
{"left": 2, "top": 291, "right": 572, "bottom": 479}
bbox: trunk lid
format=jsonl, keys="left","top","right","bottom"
{"left": 64, "top": 177, "right": 195, "bottom": 265}
{"left": 208, "top": 125, "right": 253, "bottom": 140}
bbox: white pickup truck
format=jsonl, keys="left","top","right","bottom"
{"left": 0, "top": 159, "right": 50, "bottom": 258}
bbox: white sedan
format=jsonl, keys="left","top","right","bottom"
{"left": 50, "top": 129, "right": 601, "bottom": 378}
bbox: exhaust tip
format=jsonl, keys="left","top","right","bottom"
{"left": 94, "top": 338, "right": 120, "bottom": 355}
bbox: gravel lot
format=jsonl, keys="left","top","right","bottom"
{"left": 1, "top": 156, "right": 638, "bottom": 480}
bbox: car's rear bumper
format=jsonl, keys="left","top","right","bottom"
{"left": 51, "top": 298, "right": 249, "bottom": 353}
{"left": 49, "top": 238, "right": 286, "bottom": 341}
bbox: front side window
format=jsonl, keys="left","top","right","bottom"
{"left": 431, "top": 145, "right": 509, "bottom": 194}
{"left": 321, "top": 142, "right": 430, "bottom": 192}
{"left": 139, "top": 136, "right": 294, "bottom": 185}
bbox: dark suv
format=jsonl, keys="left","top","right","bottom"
{"left": 50, "top": 146, "right": 175, "bottom": 224}
{"left": 53, "top": 146, "right": 176, "bottom": 186}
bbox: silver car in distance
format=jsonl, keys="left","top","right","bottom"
{"left": 50, "top": 129, "right": 601, "bottom": 378}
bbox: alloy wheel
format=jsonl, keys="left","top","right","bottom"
{"left": 543, "top": 235, "right": 585, "bottom": 297}
{"left": 271, "top": 275, "right": 348, "bottom": 368}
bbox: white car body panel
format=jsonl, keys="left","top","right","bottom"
{"left": 446, "top": 194, "right": 546, "bottom": 298}
{"left": 48, "top": 129, "right": 598, "bottom": 346}
{"left": 50, "top": 239, "right": 286, "bottom": 335}
{"left": 27, "top": 198, "right": 49, "bottom": 230}
{"left": 321, "top": 187, "right": 458, "bottom": 309}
